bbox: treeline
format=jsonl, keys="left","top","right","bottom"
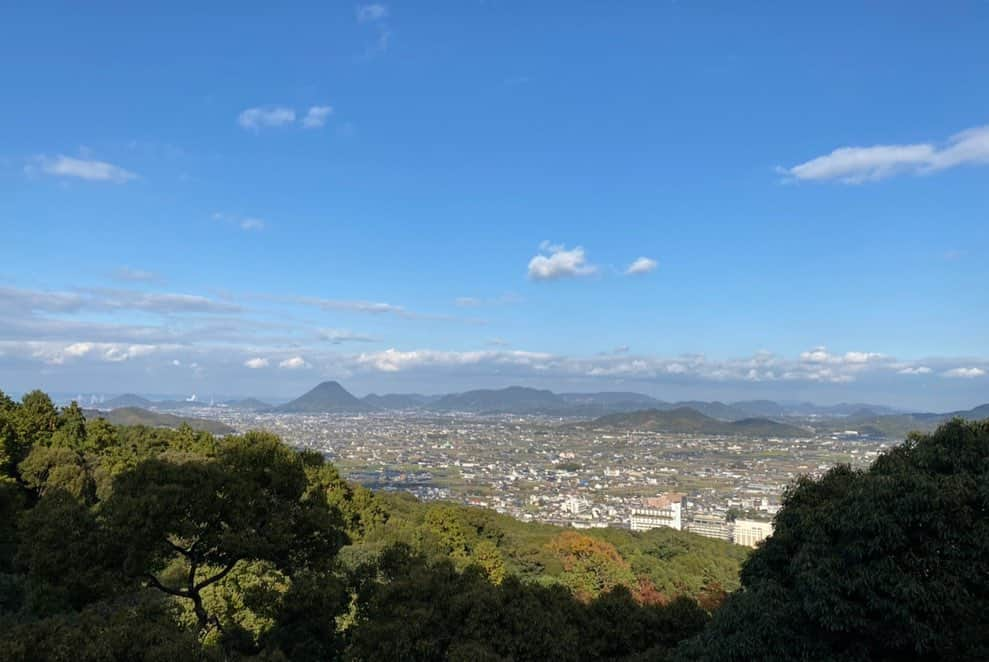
{"left": 2, "top": 388, "right": 987, "bottom": 660}
{"left": 0, "top": 389, "right": 735, "bottom": 661}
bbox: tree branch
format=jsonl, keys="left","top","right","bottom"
{"left": 165, "top": 536, "right": 195, "bottom": 557}
{"left": 194, "top": 560, "right": 239, "bottom": 592}
{"left": 145, "top": 573, "right": 189, "bottom": 598}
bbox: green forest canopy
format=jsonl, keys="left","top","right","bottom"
{"left": 1, "top": 388, "right": 987, "bottom": 661}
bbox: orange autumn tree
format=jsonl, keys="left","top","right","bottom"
{"left": 547, "top": 531, "right": 636, "bottom": 601}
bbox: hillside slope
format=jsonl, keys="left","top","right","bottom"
{"left": 85, "top": 407, "right": 235, "bottom": 434}
{"left": 587, "top": 407, "right": 809, "bottom": 437}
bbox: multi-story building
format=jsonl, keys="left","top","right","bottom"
{"left": 563, "top": 495, "right": 587, "bottom": 515}
{"left": 686, "top": 513, "right": 733, "bottom": 542}
{"left": 733, "top": 518, "right": 774, "bottom": 547}
{"left": 630, "top": 493, "right": 684, "bottom": 531}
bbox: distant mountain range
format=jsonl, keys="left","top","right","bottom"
{"left": 429, "top": 386, "right": 566, "bottom": 414}
{"left": 582, "top": 407, "right": 810, "bottom": 438}
{"left": 87, "top": 385, "right": 989, "bottom": 440}
{"left": 821, "top": 404, "right": 989, "bottom": 439}
{"left": 559, "top": 391, "right": 659, "bottom": 406}
{"left": 83, "top": 407, "right": 235, "bottom": 435}
{"left": 102, "top": 394, "right": 238, "bottom": 411}
{"left": 362, "top": 393, "right": 437, "bottom": 410}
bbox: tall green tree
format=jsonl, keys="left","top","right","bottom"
{"left": 0, "top": 415, "right": 21, "bottom": 481}
{"left": 18, "top": 446, "right": 96, "bottom": 503}
{"left": 676, "top": 419, "right": 989, "bottom": 661}
{"left": 0, "top": 595, "right": 211, "bottom": 662}
{"left": 16, "top": 489, "right": 122, "bottom": 614}
{"left": 0, "top": 389, "right": 15, "bottom": 413}
{"left": 50, "top": 401, "right": 87, "bottom": 449}
{"left": 304, "top": 453, "right": 388, "bottom": 542}
{"left": 103, "top": 432, "right": 348, "bottom": 634}
{"left": 15, "top": 390, "right": 57, "bottom": 449}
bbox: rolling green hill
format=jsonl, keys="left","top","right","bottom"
{"left": 84, "top": 406, "right": 235, "bottom": 435}
{"left": 827, "top": 403, "right": 989, "bottom": 439}
{"left": 586, "top": 407, "right": 810, "bottom": 437}
{"left": 429, "top": 386, "right": 567, "bottom": 413}
{"left": 102, "top": 393, "right": 154, "bottom": 409}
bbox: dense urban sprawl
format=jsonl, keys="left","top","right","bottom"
{"left": 177, "top": 407, "right": 883, "bottom": 546}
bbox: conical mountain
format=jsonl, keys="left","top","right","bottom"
{"left": 274, "top": 381, "right": 378, "bottom": 413}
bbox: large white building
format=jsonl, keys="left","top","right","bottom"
{"left": 686, "top": 513, "right": 733, "bottom": 542}
{"left": 630, "top": 493, "right": 684, "bottom": 531}
{"left": 733, "top": 519, "right": 774, "bottom": 547}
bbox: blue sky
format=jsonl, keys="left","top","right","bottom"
{"left": 1, "top": 1, "right": 988, "bottom": 408}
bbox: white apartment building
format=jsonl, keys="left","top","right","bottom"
{"left": 733, "top": 519, "right": 774, "bottom": 547}
{"left": 686, "top": 513, "right": 733, "bottom": 542}
{"left": 563, "top": 495, "right": 588, "bottom": 515}
{"left": 630, "top": 493, "right": 684, "bottom": 531}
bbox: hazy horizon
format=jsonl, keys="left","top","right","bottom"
{"left": 13, "top": 376, "right": 988, "bottom": 413}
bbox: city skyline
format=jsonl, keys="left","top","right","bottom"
{"left": 2, "top": 2, "right": 988, "bottom": 409}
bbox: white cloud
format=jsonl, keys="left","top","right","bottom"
{"left": 527, "top": 242, "right": 598, "bottom": 281}
{"left": 25, "top": 341, "right": 161, "bottom": 365}
{"left": 799, "top": 347, "right": 883, "bottom": 366}
{"left": 0, "top": 285, "right": 240, "bottom": 315}
{"left": 355, "top": 4, "right": 392, "bottom": 56}
{"left": 237, "top": 106, "right": 296, "bottom": 131}
{"left": 842, "top": 351, "right": 884, "bottom": 364}
{"left": 930, "top": 125, "right": 989, "bottom": 170}
{"left": 783, "top": 123, "right": 989, "bottom": 183}
{"left": 1, "top": 333, "right": 980, "bottom": 397}
{"left": 319, "top": 328, "right": 376, "bottom": 344}
{"left": 239, "top": 218, "right": 265, "bottom": 231}
{"left": 92, "top": 290, "right": 241, "bottom": 314}
{"left": 356, "top": 3, "right": 388, "bottom": 22}
{"left": 213, "top": 212, "right": 265, "bottom": 232}
{"left": 455, "top": 293, "right": 523, "bottom": 308}
{"left": 290, "top": 296, "right": 467, "bottom": 322}
{"left": 64, "top": 342, "right": 94, "bottom": 358}
{"left": 296, "top": 296, "right": 406, "bottom": 315}
{"left": 785, "top": 145, "right": 934, "bottom": 183}
{"left": 800, "top": 346, "right": 832, "bottom": 363}
{"left": 101, "top": 345, "right": 158, "bottom": 362}
{"left": 34, "top": 155, "right": 137, "bottom": 183}
{"left": 279, "top": 356, "right": 310, "bottom": 369}
{"left": 356, "top": 348, "right": 553, "bottom": 373}
{"left": 942, "top": 367, "right": 986, "bottom": 379}
{"left": 302, "top": 106, "right": 333, "bottom": 129}
{"left": 625, "top": 257, "right": 658, "bottom": 275}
